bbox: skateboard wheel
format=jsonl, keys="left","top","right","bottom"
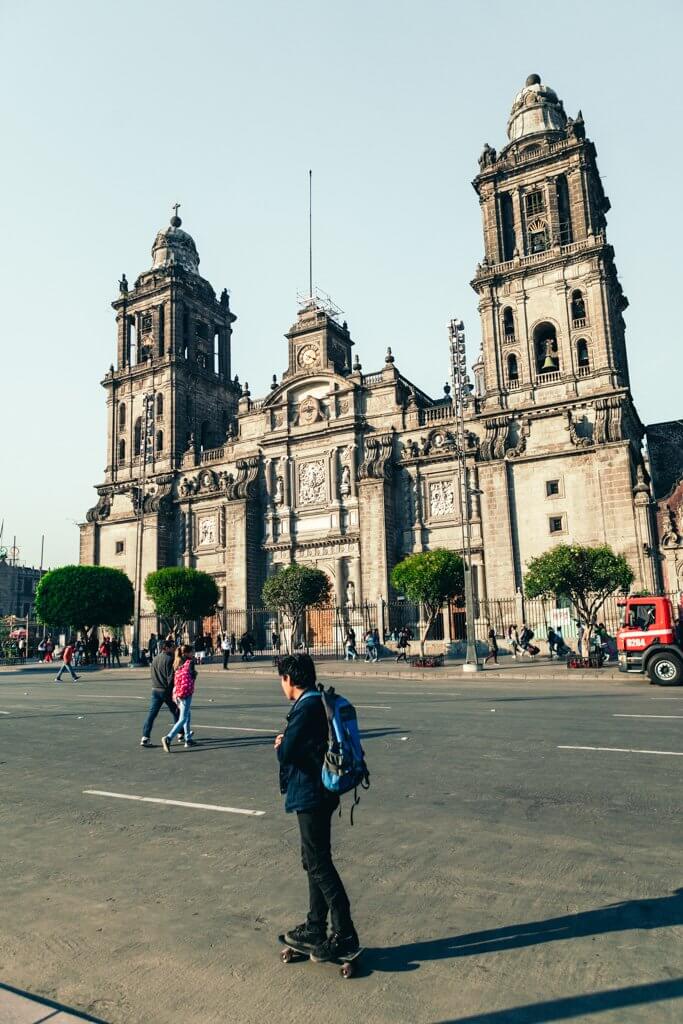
{"left": 341, "top": 963, "right": 354, "bottom": 978}
{"left": 280, "top": 948, "right": 294, "bottom": 963}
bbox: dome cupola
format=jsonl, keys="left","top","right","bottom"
{"left": 507, "top": 74, "right": 567, "bottom": 142}
{"left": 151, "top": 205, "right": 200, "bottom": 274}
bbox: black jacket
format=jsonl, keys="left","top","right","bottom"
{"left": 150, "top": 651, "right": 174, "bottom": 695}
{"left": 277, "top": 689, "right": 335, "bottom": 813}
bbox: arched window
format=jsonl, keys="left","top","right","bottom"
{"left": 118, "top": 402, "right": 126, "bottom": 429}
{"left": 527, "top": 219, "right": 548, "bottom": 254}
{"left": 533, "top": 322, "right": 560, "bottom": 376}
{"left": 576, "top": 339, "right": 590, "bottom": 374}
{"left": 502, "top": 307, "right": 515, "bottom": 340}
{"left": 556, "top": 174, "right": 573, "bottom": 244}
{"left": 571, "top": 289, "right": 586, "bottom": 325}
{"left": 156, "top": 430, "right": 164, "bottom": 452}
{"left": 156, "top": 393, "right": 164, "bottom": 417}
{"left": 133, "top": 417, "right": 142, "bottom": 456}
{"left": 118, "top": 438, "right": 126, "bottom": 462}
{"left": 507, "top": 353, "right": 519, "bottom": 387}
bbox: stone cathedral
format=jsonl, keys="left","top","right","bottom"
{"left": 80, "top": 74, "right": 661, "bottom": 626}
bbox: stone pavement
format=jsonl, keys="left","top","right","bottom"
{"left": 0, "top": 983, "right": 107, "bottom": 1023}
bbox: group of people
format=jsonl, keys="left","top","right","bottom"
{"left": 141, "top": 639, "right": 197, "bottom": 749}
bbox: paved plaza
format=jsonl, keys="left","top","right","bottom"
{"left": 0, "top": 662, "right": 681, "bottom": 1023}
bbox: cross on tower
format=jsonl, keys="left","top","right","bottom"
{"left": 172, "top": 202, "right": 181, "bottom": 218}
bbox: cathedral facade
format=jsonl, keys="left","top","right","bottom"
{"left": 80, "top": 74, "right": 661, "bottom": 631}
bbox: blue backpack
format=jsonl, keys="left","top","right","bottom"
{"left": 315, "top": 685, "right": 370, "bottom": 821}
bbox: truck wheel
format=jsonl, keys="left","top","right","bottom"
{"left": 647, "top": 653, "right": 683, "bottom": 686}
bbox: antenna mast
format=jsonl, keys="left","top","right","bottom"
{"left": 308, "top": 169, "right": 313, "bottom": 299}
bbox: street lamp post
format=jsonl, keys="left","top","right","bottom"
{"left": 131, "top": 390, "right": 156, "bottom": 665}
{"left": 449, "top": 318, "right": 481, "bottom": 673}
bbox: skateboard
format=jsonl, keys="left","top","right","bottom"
{"left": 277, "top": 933, "right": 364, "bottom": 978}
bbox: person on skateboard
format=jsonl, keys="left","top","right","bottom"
{"left": 274, "top": 653, "right": 360, "bottom": 962}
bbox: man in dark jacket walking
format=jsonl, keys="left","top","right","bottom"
{"left": 274, "top": 653, "right": 359, "bottom": 961}
{"left": 140, "top": 640, "right": 179, "bottom": 746}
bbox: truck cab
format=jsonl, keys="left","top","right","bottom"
{"left": 616, "top": 595, "right": 683, "bottom": 685}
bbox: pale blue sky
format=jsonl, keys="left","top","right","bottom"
{"left": 1, "top": 0, "right": 681, "bottom": 568}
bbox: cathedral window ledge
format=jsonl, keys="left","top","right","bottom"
{"left": 506, "top": 379, "right": 521, "bottom": 390}
{"left": 503, "top": 333, "right": 516, "bottom": 344}
{"left": 572, "top": 317, "right": 587, "bottom": 329}
{"left": 577, "top": 365, "right": 591, "bottom": 377}
{"left": 199, "top": 447, "right": 225, "bottom": 464}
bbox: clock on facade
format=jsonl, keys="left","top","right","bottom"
{"left": 297, "top": 344, "right": 319, "bottom": 369}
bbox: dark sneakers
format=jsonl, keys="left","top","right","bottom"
{"left": 284, "top": 922, "right": 327, "bottom": 951}
{"left": 310, "top": 929, "right": 360, "bottom": 962}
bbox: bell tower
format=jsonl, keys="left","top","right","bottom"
{"left": 471, "top": 74, "right": 630, "bottom": 411}
{"left": 104, "top": 209, "right": 238, "bottom": 483}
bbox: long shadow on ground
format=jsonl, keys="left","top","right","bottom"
{"left": 0, "top": 981, "right": 110, "bottom": 1022}
{"left": 367, "top": 889, "right": 683, "bottom": 974}
{"left": 429, "top": 977, "right": 683, "bottom": 1023}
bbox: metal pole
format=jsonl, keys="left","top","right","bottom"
{"left": 450, "top": 319, "right": 481, "bottom": 673}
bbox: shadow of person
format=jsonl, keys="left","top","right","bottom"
{"left": 368, "top": 888, "right": 683, "bottom": 972}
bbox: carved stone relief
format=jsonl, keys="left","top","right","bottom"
{"left": 429, "top": 480, "right": 455, "bottom": 518}
{"left": 198, "top": 516, "right": 216, "bottom": 546}
{"left": 298, "top": 460, "right": 326, "bottom": 505}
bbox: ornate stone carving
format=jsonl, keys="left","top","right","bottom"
{"left": 429, "top": 480, "right": 455, "bottom": 518}
{"left": 179, "top": 476, "right": 195, "bottom": 497}
{"left": 359, "top": 432, "right": 394, "bottom": 479}
{"left": 198, "top": 516, "right": 216, "bottom": 546}
{"left": 224, "top": 457, "right": 260, "bottom": 501}
{"left": 479, "top": 416, "right": 509, "bottom": 461}
{"left": 197, "top": 469, "right": 219, "bottom": 493}
{"left": 86, "top": 489, "right": 112, "bottom": 523}
{"left": 594, "top": 396, "right": 623, "bottom": 444}
{"left": 505, "top": 419, "right": 530, "bottom": 460}
{"left": 567, "top": 410, "right": 594, "bottom": 448}
{"left": 274, "top": 475, "right": 284, "bottom": 505}
{"left": 298, "top": 460, "right": 326, "bottom": 505}
{"left": 298, "top": 396, "right": 321, "bottom": 426}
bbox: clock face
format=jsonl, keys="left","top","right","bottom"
{"left": 298, "top": 344, "right": 319, "bottom": 369}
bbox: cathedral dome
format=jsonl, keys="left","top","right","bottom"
{"left": 507, "top": 73, "right": 567, "bottom": 142}
{"left": 151, "top": 211, "right": 200, "bottom": 274}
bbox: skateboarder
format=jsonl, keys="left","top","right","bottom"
{"left": 274, "top": 653, "right": 360, "bottom": 962}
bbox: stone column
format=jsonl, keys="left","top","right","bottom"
{"left": 349, "top": 556, "right": 361, "bottom": 606}
{"left": 330, "top": 447, "right": 339, "bottom": 502}
{"left": 334, "top": 557, "right": 345, "bottom": 608}
{"left": 348, "top": 445, "right": 358, "bottom": 497}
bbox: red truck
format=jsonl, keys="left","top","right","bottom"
{"left": 616, "top": 595, "right": 683, "bottom": 685}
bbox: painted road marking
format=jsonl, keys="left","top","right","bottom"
{"left": 559, "top": 745, "right": 683, "bottom": 757}
{"left": 355, "top": 704, "right": 391, "bottom": 710}
{"left": 651, "top": 697, "right": 683, "bottom": 700}
{"left": 0, "top": 711, "right": 10, "bottom": 715}
{"left": 194, "top": 724, "right": 279, "bottom": 733}
{"left": 613, "top": 714, "right": 683, "bottom": 719}
{"left": 83, "top": 790, "right": 265, "bottom": 816}
{"left": 377, "top": 691, "right": 460, "bottom": 697}
{"left": 72, "top": 693, "right": 144, "bottom": 699}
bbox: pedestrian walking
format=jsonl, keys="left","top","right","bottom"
{"left": 546, "top": 626, "right": 560, "bottom": 659}
{"left": 507, "top": 624, "right": 520, "bottom": 658}
{"left": 162, "top": 646, "right": 197, "bottom": 751}
{"left": 140, "top": 640, "right": 180, "bottom": 746}
{"left": 395, "top": 626, "right": 411, "bottom": 662}
{"left": 344, "top": 627, "right": 358, "bottom": 661}
{"left": 274, "top": 653, "right": 360, "bottom": 962}
{"left": 519, "top": 623, "right": 538, "bottom": 657}
{"left": 221, "top": 633, "right": 231, "bottom": 670}
{"left": 44, "top": 636, "right": 54, "bottom": 663}
{"left": 576, "top": 620, "right": 585, "bottom": 658}
{"left": 111, "top": 636, "right": 122, "bottom": 667}
{"left": 272, "top": 631, "right": 281, "bottom": 654}
{"left": 364, "top": 629, "right": 378, "bottom": 663}
{"left": 148, "top": 633, "right": 159, "bottom": 659}
{"left": 55, "top": 640, "right": 80, "bottom": 683}
{"left": 484, "top": 627, "right": 498, "bottom": 664}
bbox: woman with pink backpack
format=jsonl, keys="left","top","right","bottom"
{"left": 162, "top": 645, "right": 197, "bottom": 752}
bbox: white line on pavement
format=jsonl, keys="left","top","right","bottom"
{"left": 193, "top": 724, "right": 278, "bottom": 733}
{"left": 613, "top": 714, "right": 683, "bottom": 719}
{"left": 71, "top": 694, "right": 144, "bottom": 699}
{"left": 651, "top": 697, "right": 683, "bottom": 700}
{"left": 0, "top": 711, "right": 10, "bottom": 715}
{"left": 355, "top": 705, "right": 391, "bottom": 710}
{"left": 377, "top": 691, "right": 460, "bottom": 697}
{"left": 83, "top": 790, "right": 265, "bottom": 816}
{"left": 558, "top": 745, "right": 683, "bottom": 756}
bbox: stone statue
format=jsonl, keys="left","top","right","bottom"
{"left": 340, "top": 464, "right": 351, "bottom": 497}
{"left": 346, "top": 580, "right": 356, "bottom": 608}
{"left": 478, "top": 143, "right": 497, "bottom": 170}
{"left": 274, "top": 475, "right": 284, "bottom": 505}
{"left": 119, "top": 273, "right": 128, "bottom": 293}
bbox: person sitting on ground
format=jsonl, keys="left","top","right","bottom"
{"left": 274, "top": 653, "right": 360, "bottom": 962}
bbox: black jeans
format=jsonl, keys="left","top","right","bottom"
{"left": 222, "top": 650, "right": 230, "bottom": 669}
{"left": 297, "top": 803, "right": 353, "bottom": 935}
{"left": 142, "top": 691, "right": 179, "bottom": 739}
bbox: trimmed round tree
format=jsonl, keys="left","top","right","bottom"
{"left": 524, "top": 543, "right": 634, "bottom": 649}
{"left": 144, "top": 567, "right": 219, "bottom": 636}
{"left": 391, "top": 549, "right": 464, "bottom": 655}
{"left": 261, "top": 564, "right": 332, "bottom": 653}
{"left": 35, "top": 565, "right": 134, "bottom": 640}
